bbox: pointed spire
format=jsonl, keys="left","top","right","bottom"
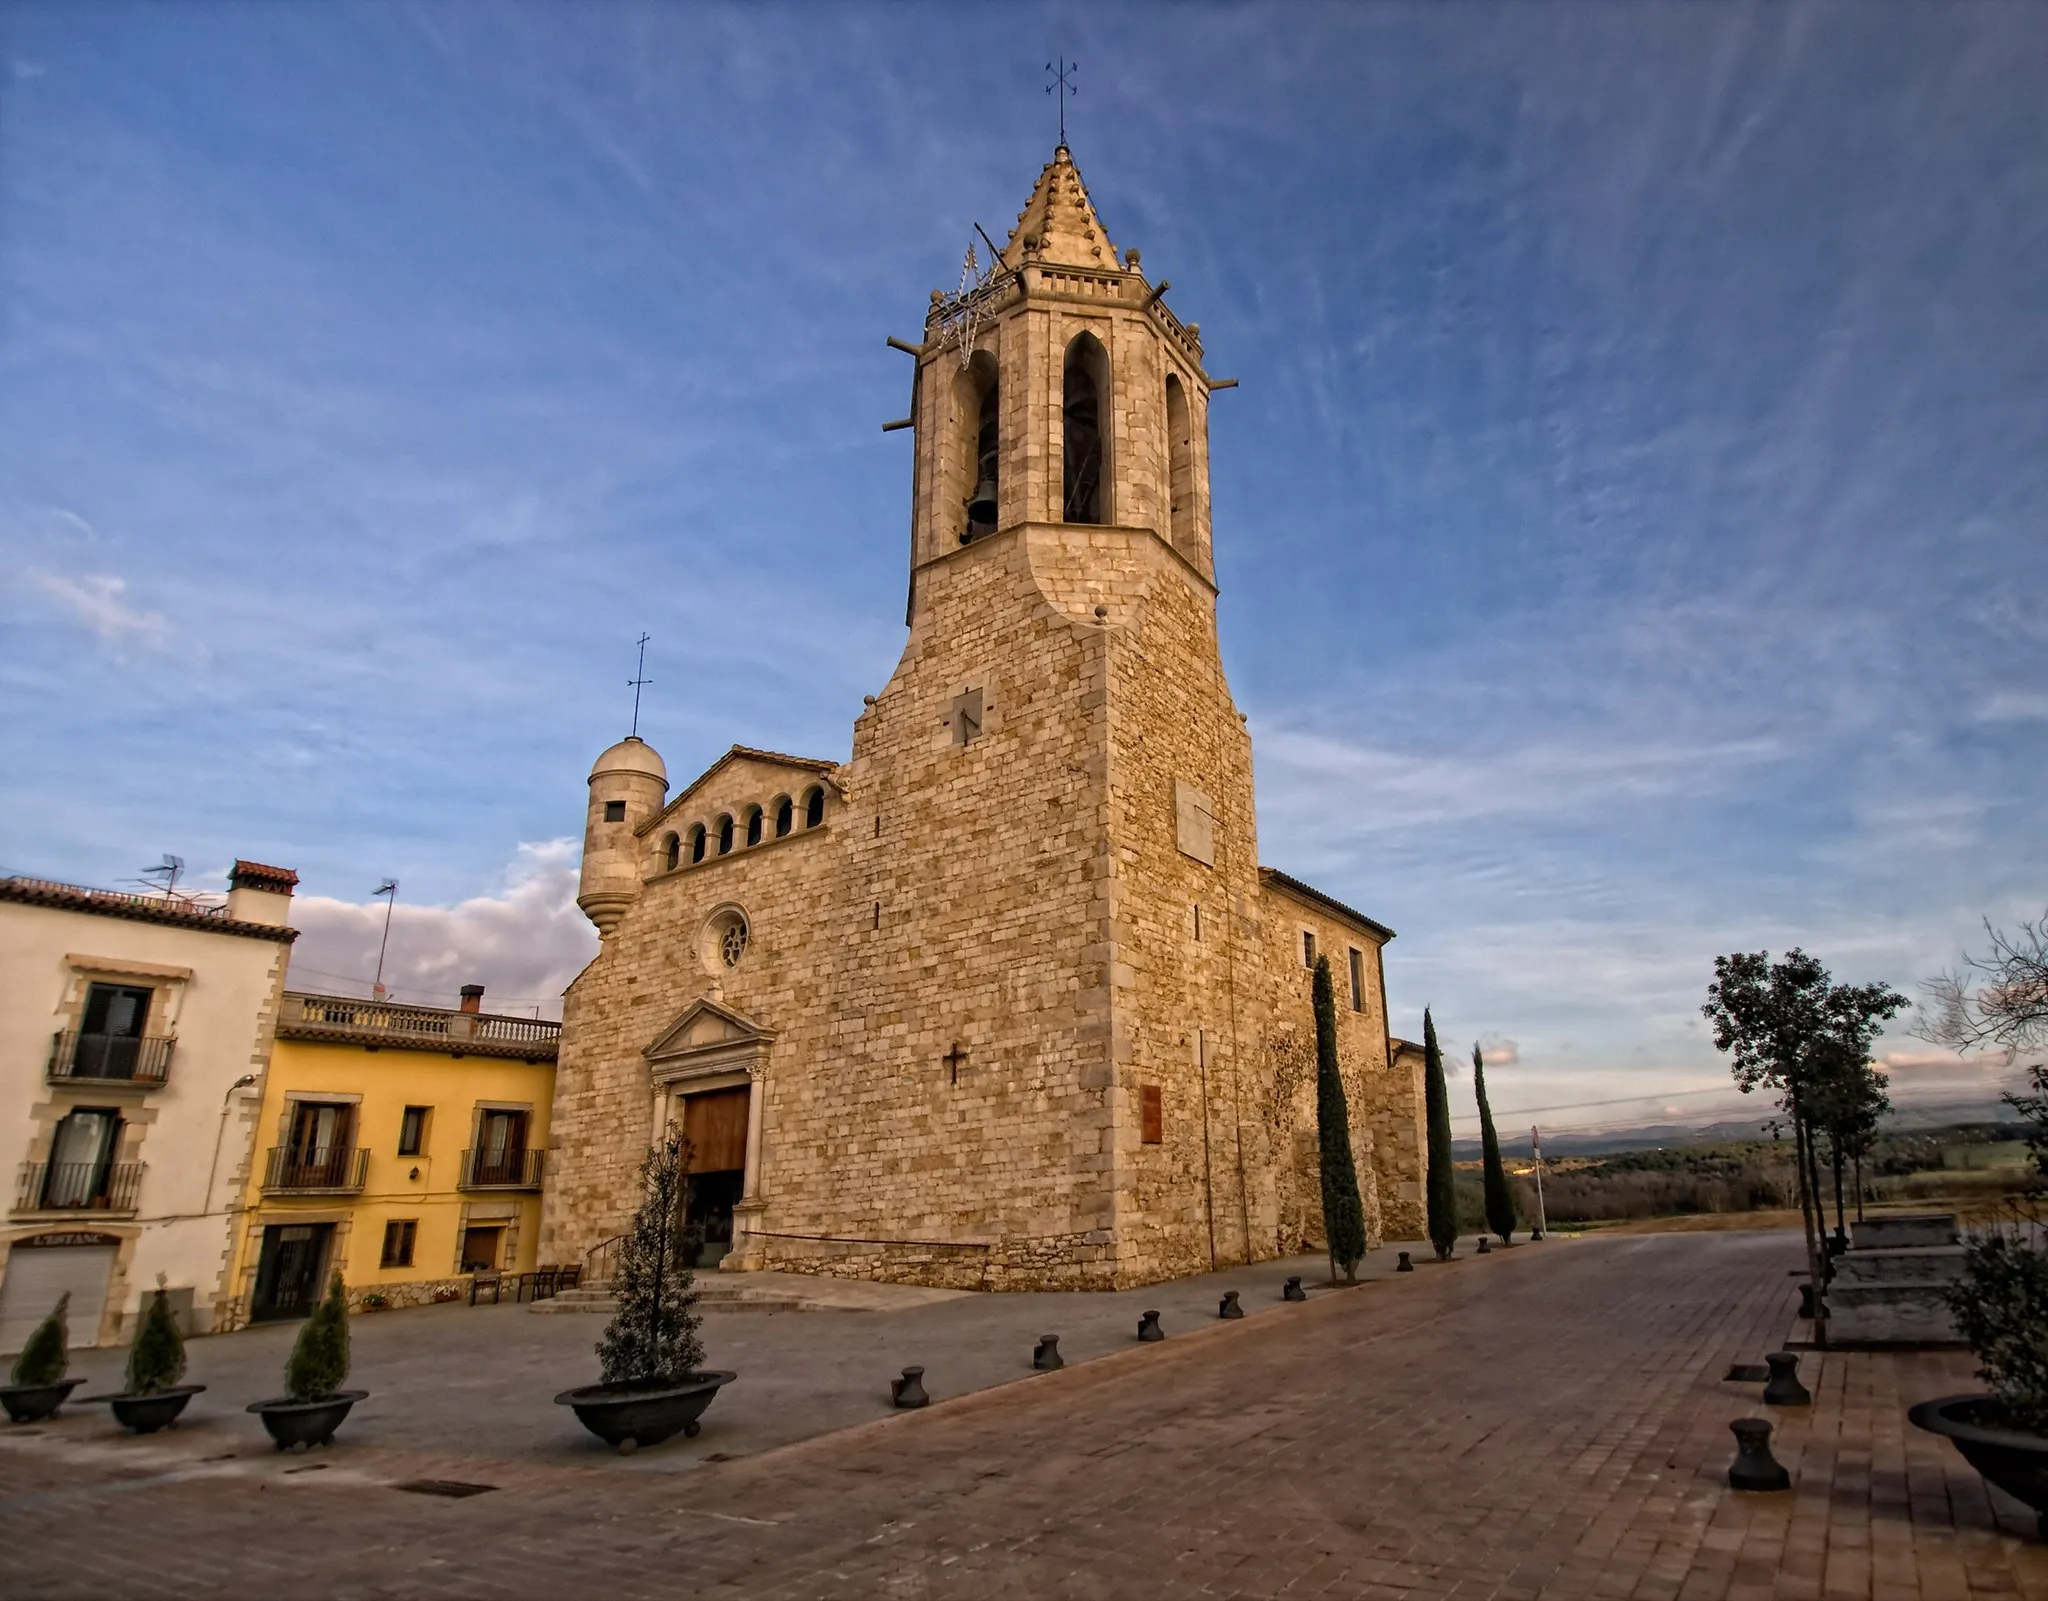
{"left": 1000, "top": 146, "right": 1121, "bottom": 272}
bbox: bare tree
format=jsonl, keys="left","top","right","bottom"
{"left": 1923, "top": 910, "right": 2048, "bottom": 1056}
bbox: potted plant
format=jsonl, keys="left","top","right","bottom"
{"left": 246, "top": 1272, "right": 368, "bottom": 1450}
{"left": 0, "top": 1294, "right": 82, "bottom": 1423}
{"left": 556, "top": 1125, "right": 734, "bottom": 1453}
{"left": 89, "top": 1277, "right": 205, "bottom": 1433}
{"left": 1909, "top": 1220, "right": 2048, "bottom": 1539}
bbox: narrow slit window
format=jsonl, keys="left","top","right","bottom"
{"left": 1348, "top": 948, "right": 1365, "bottom": 1012}
{"left": 1140, "top": 1085, "right": 1163, "bottom": 1145}
{"left": 1302, "top": 931, "right": 1317, "bottom": 969}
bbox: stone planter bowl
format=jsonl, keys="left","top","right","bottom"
{"left": 555, "top": 1372, "right": 735, "bottom": 1453}
{"left": 93, "top": 1384, "right": 206, "bottom": 1434}
{"left": 1909, "top": 1394, "right": 2048, "bottom": 1540}
{"left": 247, "top": 1390, "right": 369, "bottom": 1451}
{"left": 0, "top": 1377, "right": 85, "bottom": 1423}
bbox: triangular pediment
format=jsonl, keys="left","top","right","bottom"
{"left": 644, "top": 997, "right": 773, "bottom": 1062}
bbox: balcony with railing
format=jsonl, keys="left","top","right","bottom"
{"left": 277, "top": 992, "right": 560, "bottom": 1059}
{"left": 14, "top": 1160, "right": 145, "bottom": 1214}
{"left": 459, "top": 1148, "right": 545, "bottom": 1190}
{"left": 262, "top": 1145, "right": 369, "bottom": 1194}
{"left": 47, "top": 1031, "right": 175, "bottom": 1087}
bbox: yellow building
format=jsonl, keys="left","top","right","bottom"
{"left": 224, "top": 987, "right": 558, "bottom": 1323}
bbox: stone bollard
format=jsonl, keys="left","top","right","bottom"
{"left": 1477, "top": 1237, "right": 1491, "bottom": 1255}
{"left": 890, "top": 1366, "right": 929, "bottom": 1409}
{"left": 1282, "top": 1276, "right": 1307, "bottom": 1302}
{"left": 1727, "top": 1418, "right": 1791, "bottom": 1491}
{"left": 1033, "top": 1334, "right": 1063, "bottom": 1371}
{"left": 1797, "top": 1281, "right": 1819, "bottom": 1321}
{"left": 1137, "top": 1310, "right": 1164, "bottom": 1342}
{"left": 1530, "top": 1228, "right": 1544, "bottom": 1241}
{"left": 1396, "top": 1251, "right": 1414, "bottom": 1272}
{"left": 1219, "top": 1290, "right": 1245, "bottom": 1319}
{"left": 1763, "top": 1351, "right": 1812, "bottom": 1407}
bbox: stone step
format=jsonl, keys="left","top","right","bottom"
{"left": 1832, "top": 1245, "right": 1967, "bottom": 1285}
{"left": 1824, "top": 1279, "right": 1963, "bottom": 1344}
{"left": 529, "top": 1281, "right": 815, "bottom": 1315}
{"left": 1852, "top": 1213, "right": 1959, "bottom": 1250}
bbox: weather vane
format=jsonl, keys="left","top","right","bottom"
{"left": 627, "top": 632, "right": 652, "bottom": 738}
{"left": 1046, "top": 57, "right": 1077, "bottom": 148}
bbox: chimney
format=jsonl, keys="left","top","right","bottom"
{"left": 225, "top": 860, "right": 298, "bottom": 927}
{"left": 459, "top": 984, "right": 485, "bottom": 1014}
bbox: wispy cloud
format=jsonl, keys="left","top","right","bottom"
{"left": 25, "top": 570, "right": 173, "bottom": 651}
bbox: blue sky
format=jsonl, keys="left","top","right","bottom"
{"left": 4, "top": 3, "right": 2045, "bottom": 1134}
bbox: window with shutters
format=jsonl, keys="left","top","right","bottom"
{"left": 380, "top": 1219, "right": 417, "bottom": 1268}
{"left": 1140, "top": 1085, "right": 1163, "bottom": 1145}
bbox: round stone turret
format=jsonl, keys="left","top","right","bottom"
{"left": 578, "top": 736, "right": 669, "bottom": 938}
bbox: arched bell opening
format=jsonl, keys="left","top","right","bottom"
{"left": 1062, "top": 332, "right": 1110, "bottom": 525}
{"left": 953, "top": 349, "right": 1000, "bottom": 544}
{"left": 1165, "top": 372, "right": 1196, "bottom": 560}
{"left": 773, "top": 795, "right": 794, "bottom": 838}
{"left": 687, "top": 823, "right": 707, "bottom": 864}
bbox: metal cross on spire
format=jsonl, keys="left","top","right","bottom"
{"left": 1046, "top": 57, "right": 1077, "bottom": 148}
{"left": 627, "top": 632, "right": 653, "bottom": 738}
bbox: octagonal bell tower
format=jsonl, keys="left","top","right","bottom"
{"left": 901, "top": 145, "right": 1220, "bottom": 616}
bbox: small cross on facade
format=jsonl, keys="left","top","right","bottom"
{"left": 943, "top": 1042, "right": 970, "bottom": 1085}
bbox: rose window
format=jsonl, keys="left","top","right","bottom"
{"left": 720, "top": 920, "right": 748, "bottom": 967}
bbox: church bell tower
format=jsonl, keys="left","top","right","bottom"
{"left": 901, "top": 144, "right": 1221, "bottom": 611}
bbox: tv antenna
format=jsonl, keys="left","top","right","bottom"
{"left": 1046, "top": 57, "right": 1077, "bottom": 148}
{"left": 627, "top": 633, "right": 653, "bottom": 738}
{"left": 371, "top": 879, "right": 399, "bottom": 1001}
{"left": 138, "top": 854, "right": 186, "bottom": 901}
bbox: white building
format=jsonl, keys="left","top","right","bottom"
{"left": 0, "top": 861, "right": 297, "bottom": 1351}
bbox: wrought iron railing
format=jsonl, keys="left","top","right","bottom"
{"left": 47, "top": 1031, "right": 175, "bottom": 1086}
{"left": 262, "top": 1145, "right": 369, "bottom": 1193}
{"left": 459, "top": 1148, "right": 544, "bottom": 1190}
{"left": 15, "top": 1160, "right": 145, "bottom": 1213}
{"left": 584, "top": 1232, "right": 627, "bottom": 1287}
{"left": 279, "top": 992, "right": 559, "bottom": 1047}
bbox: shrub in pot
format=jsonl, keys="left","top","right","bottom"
{"left": 1910, "top": 1220, "right": 2048, "bottom": 1539}
{"left": 246, "top": 1272, "right": 368, "bottom": 1450}
{"left": 556, "top": 1125, "right": 735, "bottom": 1453}
{"left": 90, "top": 1277, "right": 205, "bottom": 1433}
{"left": 0, "top": 1294, "right": 82, "bottom": 1423}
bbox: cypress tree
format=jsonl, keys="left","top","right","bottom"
{"left": 1474, "top": 1044, "right": 1517, "bottom": 1244}
{"left": 1313, "top": 954, "right": 1367, "bottom": 1283}
{"left": 598, "top": 1124, "right": 706, "bottom": 1386}
{"left": 125, "top": 1276, "right": 187, "bottom": 1396}
{"left": 1424, "top": 1008, "right": 1458, "bottom": 1260}
{"left": 9, "top": 1294, "right": 69, "bottom": 1388}
{"left": 285, "top": 1273, "right": 352, "bottom": 1402}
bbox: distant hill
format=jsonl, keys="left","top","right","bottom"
{"left": 1454, "top": 1096, "right": 2022, "bottom": 1161}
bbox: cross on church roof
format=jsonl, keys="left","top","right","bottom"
{"left": 1046, "top": 57, "right": 1077, "bottom": 149}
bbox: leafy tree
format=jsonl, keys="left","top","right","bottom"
{"left": 1474, "top": 1044, "right": 1517, "bottom": 1244}
{"left": 2007, "top": 1065, "right": 2048, "bottom": 1185}
{"left": 8, "top": 1294, "right": 69, "bottom": 1388}
{"left": 1423, "top": 1008, "right": 1457, "bottom": 1260}
{"left": 285, "top": 1273, "right": 352, "bottom": 1402}
{"left": 124, "top": 1276, "right": 187, "bottom": 1396}
{"left": 597, "top": 1124, "right": 706, "bottom": 1387}
{"left": 1946, "top": 1229, "right": 2048, "bottom": 1432}
{"left": 1703, "top": 949, "right": 1908, "bottom": 1345}
{"left": 1312, "top": 955, "right": 1367, "bottom": 1282}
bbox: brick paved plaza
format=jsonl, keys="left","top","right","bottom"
{"left": 3, "top": 1232, "right": 2044, "bottom": 1599}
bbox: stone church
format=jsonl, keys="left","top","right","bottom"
{"left": 541, "top": 145, "right": 1425, "bottom": 1290}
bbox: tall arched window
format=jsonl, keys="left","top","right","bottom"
{"left": 715, "top": 814, "right": 734, "bottom": 855}
{"left": 802, "top": 786, "right": 825, "bottom": 829}
{"left": 1063, "top": 332, "right": 1109, "bottom": 525}
{"left": 954, "top": 351, "right": 1000, "bottom": 541}
{"left": 688, "top": 824, "right": 707, "bottom": 864}
{"left": 744, "top": 805, "right": 764, "bottom": 847}
{"left": 663, "top": 832, "right": 681, "bottom": 872}
{"left": 773, "top": 795, "right": 794, "bottom": 837}
{"left": 1165, "top": 373, "right": 1194, "bottom": 558}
